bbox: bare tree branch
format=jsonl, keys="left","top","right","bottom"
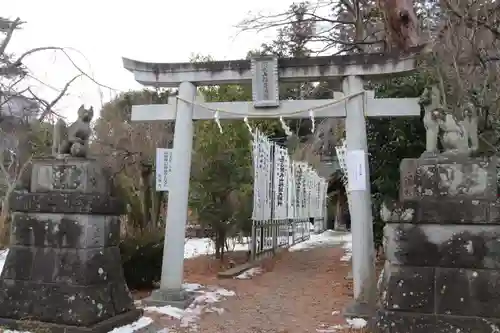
{"left": 29, "top": 74, "right": 83, "bottom": 122}
{"left": 442, "top": 0, "right": 500, "bottom": 39}
{"left": 0, "top": 18, "right": 23, "bottom": 57}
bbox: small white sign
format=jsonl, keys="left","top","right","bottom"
{"left": 346, "top": 150, "right": 367, "bottom": 191}
{"left": 156, "top": 148, "right": 173, "bottom": 192}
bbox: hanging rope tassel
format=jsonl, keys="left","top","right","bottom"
{"left": 309, "top": 109, "right": 315, "bottom": 133}
{"left": 214, "top": 110, "right": 223, "bottom": 134}
{"left": 244, "top": 116, "right": 254, "bottom": 136}
{"left": 280, "top": 116, "right": 293, "bottom": 136}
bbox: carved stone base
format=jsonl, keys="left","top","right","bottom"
{"left": 0, "top": 242, "right": 136, "bottom": 326}
{"left": 0, "top": 309, "right": 143, "bottom": 333}
{"left": 143, "top": 288, "right": 196, "bottom": 309}
{"left": 30, "top": 158, "right": 111, "bottom": 193}
{"left": 376, "top": 260, "right": 500, "bottom": 331}
{"left": 374, "top": 310, "right": 500, "bottom": 333}
{"left": 343, "top": 299, "right": 375, "bottom": 319}
{"left": 0, "top": 158, "right": 138, "bottom": 331}
{"left": 375, "top": 156, "right": 500, "bottom": 332}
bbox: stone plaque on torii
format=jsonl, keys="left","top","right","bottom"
{"left": 122, "top": 47, "right": 424, "bottom": 314}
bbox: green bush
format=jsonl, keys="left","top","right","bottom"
{"left": 120, "top": 233, "right": 164, "bottom": 290}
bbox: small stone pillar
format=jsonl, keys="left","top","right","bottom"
{"left": 375, "top": 155, "right": 500, "bottom": 332}
{"left": 0, "top": 158, "right": 142, "bottom": 333}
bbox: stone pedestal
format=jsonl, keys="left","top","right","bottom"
{"left": 375, "top": 155, "right": 500, "bottom": 333}
{"left": 0, "top": 158, "right": 142, "bottom": 333}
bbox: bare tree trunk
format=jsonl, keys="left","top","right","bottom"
{"left": 139, "top": 164, "right": 153, "bottom": 230}
{"left": 215, "top": 229, "right": 226, "bottom": 261}
{"left": 0, "top": 196, "right": 10, "bottom": 246}
{"left": 215, "top": 234, "right": 221, "bottom": 259}
{"left": 151, "top": 191, "right": 165, "bottom": 228}
{"left": 335, "top": 199, "right": 342, "bottom": 230}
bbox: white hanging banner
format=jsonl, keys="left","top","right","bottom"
{"left": 294, "top": 162, "right": 301, "bottom": 219}
{"left": 273, "top": 146, "right": 289, "bottom": 219}
{"left": 311, "top": 171, "right": 318, "bottom": 217}
{"left": 336, "top": 140, "right": 347, "bottom": 171}
{"left": 336, "top": 140, "right": 349, "bottom": 189}
{"left": 346, "top": 149, "right": 367, "bottom": 191}
{"left": 312, "top": 173, "right": 320, "bottom": 218}
{"left": 251, "top": 132, "right": 259, "bottom": 220}
{"left": 318, "top": 177, "right": 324, "bottom": 218}
{"left": 317, "top": 179, "right": 323, "bottom": 218}
{"left": 295, "top": 162, "right": 307, "bottom": 219}
{"left": 305, "top": 167, "right": 313, "bottom": 218}
{"left": 320, "top": 179, "right": 328, "bottom": 219}
{"left": 155, "top": 148, "right": 173, "bottom": 192}
{"left": 287, "top": 161, "right": 295, "bottom": 219}
{"left": 262, "top": 137, "right": 273, "bottom": 220}
{"left": 252, "top": 130, "right": 264, "bottom": 220}
{"left": 301, "top": 164, "right": 308, "bottom": 219}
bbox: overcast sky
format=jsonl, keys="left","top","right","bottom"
{"left": 3, "top": 0, "right": 293, "bottom": 121}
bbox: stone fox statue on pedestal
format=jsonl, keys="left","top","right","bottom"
{"left": 419, "top": 85, "right": 479, "bottom": 156}
{"left": 52, "top": 105, "right": 94, "bottom": 158}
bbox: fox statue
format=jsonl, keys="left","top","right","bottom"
{"left": 52, "top": 105, "right": 94, "bottom": 158}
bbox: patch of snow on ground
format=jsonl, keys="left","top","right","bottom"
{"left": 0, "top": 237, "right": 248, "bottom": 275}
{"left": 316, "top": 324, "right": 344, "bottom": 332}
{"left": 155, "top": 329, "right": 169, "bottom": 333}
{"left": 317, "top": 317, "right": 367, "bottom": 332}
{"left": 289, "top": 230, "right": 352, "bottom": 252}
{"left": 346, "top": 317, "right": 368, "bottom": 329}
{"left": 340, "top": 236, "right": 353, "bottom": 262}
{"left": 184, "top": 238, "right": 249, "bottom": 258}
{"left": 7, "top": 316, "right": 157, "bottom": 333}
{"left": 235, "top": 267, "right": 263, "bottom": 279}
{"left": 144, "top": 286, "right": 235, "bottom": 328}
{"left": 0, "top": 249, "right": 8, "bottom": 273}
{"left": 107, "top": 316, "right": 154, "bottom": 333}
{"left": 183, "top": 283, "right": 203, "bottom": 291}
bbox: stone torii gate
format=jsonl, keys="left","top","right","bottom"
{"left": 122, "top": 49, "right": 422, "bottom": 313}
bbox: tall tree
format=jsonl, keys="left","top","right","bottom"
{"left": 239, "top": 1, "right": 430, "bottom": 246}
{"left": 429, "top": 0, "right": 500, "bottom": 151}
{"left": 190, "top": 80, "right": 285, "bottom": 259}
{"left": 239, "top": 0, "right": 421, "bottom": 54}
{"left": 92, "top": 89, "right": 173, "bottom": 233}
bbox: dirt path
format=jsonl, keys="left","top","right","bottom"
{"left": 191, "top": 245, "right": 353, "bottom": 333}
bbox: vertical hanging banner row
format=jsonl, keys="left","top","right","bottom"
{"left": 251, "top": 130, "right": 329, "bottom": 223}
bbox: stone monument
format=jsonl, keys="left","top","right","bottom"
{"left": 0, "top": 107, "right": 142, "bottom": 333}
{"left": 374, "top": 89, "right": 500, "bottom": 332}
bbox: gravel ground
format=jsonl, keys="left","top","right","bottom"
{"left": 140, "top": 243, "right": 356, "bottom": 333}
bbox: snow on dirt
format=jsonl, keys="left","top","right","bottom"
{"left": 289, "top": 230, "right": 352, "bottom": 252}
{"left": 144, "top": 284, "right": 235, "bottom": 330}
{"left": 0, "top": 232, "right": 359, "bottom": 332}
{"left": 234, "top": 267, "right": 263, "bottom": 279}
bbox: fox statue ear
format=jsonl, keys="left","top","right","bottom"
{"left": 78, "top": 104, "right": 85, "bottom": 111}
